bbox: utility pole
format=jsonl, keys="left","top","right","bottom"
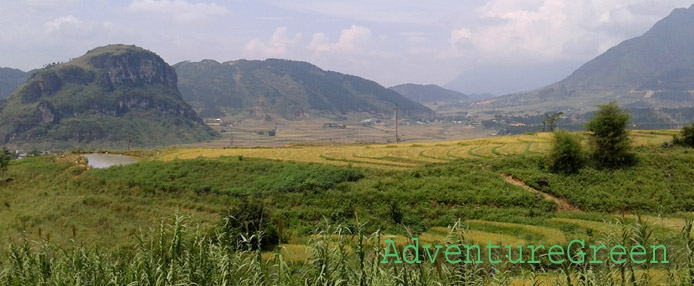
{"left": 229, "top": 126, "right": 234, "bottom": 147}
{"left": 394, "top": 105, "right": 400, "bottom": 144}
{"left": 127, "top": 124, "right": 132, "bottom": 151}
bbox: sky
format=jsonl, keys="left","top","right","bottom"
{"left": 0, "top": 0, "right": 692, "bottom": 95}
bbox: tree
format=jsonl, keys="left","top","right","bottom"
{"left": 585, "top": 102, "right": 634, "bottom": 168}
{"left": 547, "top": 130, "right": 584, "bottom": 174}
{"left": 673, "top": 123, "right": 694, "bottom": 147}
{"left": 542, "top": 112, "right": 564, "bottom": 132}
{"left": 0, "top": 148, "right": 12, "bottom": 175}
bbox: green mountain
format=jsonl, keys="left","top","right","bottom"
{"left": 0, "top": 45, "right": 216, "bottom": 148}
{"left": 480, "top": 4, "right": 694, "bottom": 113}
{"left": 0, "top": 67, "right": 30, "bottom": 99}
{"left": 174, "top": 59, "right": 432, "bottom": 119}
{"left": 389, "top": 83, "right": 469, "bottom": 104}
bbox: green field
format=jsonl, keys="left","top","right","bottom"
{"left": 2, "top": 131, "right": 694, "bottom": 285}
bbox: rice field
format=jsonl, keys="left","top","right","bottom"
{"left": 154, "top": 130, "right": 676, "bottom": 169}
{"left": 465, "top": 220, "right": 568, "bottom": 245}
{"left": 144, "top": 130, "right": 682, "bottom": 266}
{"left": 551, "top": 217, "right": 612, "bottom": 233}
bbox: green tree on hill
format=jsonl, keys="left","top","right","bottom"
{"left": 0, "top": 148, "right": 12, "bottom": 175}
{"left": 585, "top": 101, "right": 634, "bottom": 168}
{"left": 547, "top": 130, "right": 584, "bottom": 174}
{"left": 673, "top": 122, "right": 694, "bottom": 147}
{"left": 542, "top": 112, "right": 563, "bottom": 132}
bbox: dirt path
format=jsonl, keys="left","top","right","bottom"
{"left": 502, "top": 174, "right": 580, "bottom": 212}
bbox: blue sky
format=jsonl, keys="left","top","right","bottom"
{"left": 0, "top": 0, "right": 691, "bottom": 94}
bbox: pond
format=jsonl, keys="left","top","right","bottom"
{"left": 83, "top": 153, "right": 138, "bottom": 169}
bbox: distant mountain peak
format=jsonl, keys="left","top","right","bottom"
{"left": 389, "top": 83, "right": 470, "bottom": 104}
{"left": 475, "top": 4, "right": 694, "bottom": 113}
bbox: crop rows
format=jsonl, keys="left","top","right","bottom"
{"left": 157, "top": 131, "right": 674, "bottom": 169}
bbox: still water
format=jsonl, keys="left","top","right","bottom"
{"left": 83, "top": 153, "right": 138, "bottom": 169}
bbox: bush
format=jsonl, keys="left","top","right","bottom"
{"left": 673, "top": 123, "right": 694, "bottom": 147}
{"left": 388, "top": 201, "right": 403, "bottom": 224}
{"left": 585, "top": 101, "right": 634, "bottom": 168}
{"left": 222, "top": 197, "right": 279, "bottom": 250}
{"left": 546, "top": 130, "right": 584, "bottom": 174}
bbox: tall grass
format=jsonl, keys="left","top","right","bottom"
{"left": 2, "top": 215, "right": 692, "bottom": 285}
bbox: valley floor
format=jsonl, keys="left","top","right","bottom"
{"left": 1, "top": 130, "right": 692, "bottom": 285}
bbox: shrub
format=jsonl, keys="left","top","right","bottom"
{"left": 673, "top": 123, "right": 694, "bottom": 147}
{"left": 585, "top": 101, "right": 634, "bottom": 168}
{"left": 222, "top": 197, "right": 279, "bottom": 250}
{"left": 546, "top": 130, "right": 584, "bottom": 174}
{"left": 388, "top": 201, "right": 403, "bottom": 224}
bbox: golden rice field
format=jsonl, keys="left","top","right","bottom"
{"left": 154, "top": 130, "right": 677, "bottom": 169}
{"left": 151, "top": 130, "right": 682, "bottom": 264}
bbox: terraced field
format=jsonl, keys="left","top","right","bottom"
{"left": 149, "top": 129, "right": 687, "bottom": 269}
{"left": 155, "top": 130, "right": 676, "bottom": 169}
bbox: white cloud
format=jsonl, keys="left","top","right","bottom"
{"left": 44, "top": 15, "right": 83, "bottom": 33}
{"left": 456, "top": 0, "right": 693, "bottom": 64}
{"left": 127, "top": 0, "right": 230, "bottom": 23}
{"left": 245, "top": 27, "right": 302, "bottom": 57}
{"left": 308, "top": 25, "right": 372, "bottom": 55}
{"left": 449, "top": 28, "right": 473, "bottom": 54}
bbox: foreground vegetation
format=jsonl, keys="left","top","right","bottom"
{"left": 2, "top": 131, "right": 694, "bottom": 284}
{"left": 2, "top": 215, "right": 694, "bottom": 285}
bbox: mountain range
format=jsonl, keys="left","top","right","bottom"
{"left": 1, "top": 4, "right": 694, "bottom": 148}
{"left": 0, "top": 45, "right": 216, "bottom": 148}
{"left": 477, "top": 4, "right": 694, "bottom": 113}
{"left": 389, "top": 84, "right": 469, "bottom": 105}
{"left": 174, "top": 59, "right": 432, "bottom": 120}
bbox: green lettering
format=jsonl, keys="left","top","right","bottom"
{"left": 445, "top": 245, "right": 462, "bottom": 264}
{"left": 464, "top": 245, "right": 482, "bottom": 263}
{"left": 650, "top": 245, "right": 668, "bottom": 263}
{"left": 423, "top": 245, "right": 442, "bottom": 263}
{"left": 527, "top": 245, "right": 545, "bottom": 264}
{"left": 403, "top": 238, "right": 421, "bottom": 264}
{"left": 487, "top": 241, "right": 501, "bottom": 264}
{"left": 548, "top": 245, "right": 565, "bottom": 264}
{"left": 381, "top": 240, "right": 402, "bottom": 264}
{"left": 609, "top": 245, "right": 627, "bottom": 264}
{"left": 589, "top": 244, "right": 607, "bottom": 263}
{"left": 630, "top": 245, "right": 647, "bottom": 264}
{"left": 567, "top": 240, "right": 585, "bottom": 264}
{"left": 507, "top": 245, "right": 525, "bottom": 264}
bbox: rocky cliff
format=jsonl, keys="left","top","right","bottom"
{"left": 0, "top": 45, "right": 216, "bottom": 148}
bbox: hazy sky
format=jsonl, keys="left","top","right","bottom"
{"left": 0, "top": 0, "right": 692, "bottom": 94}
